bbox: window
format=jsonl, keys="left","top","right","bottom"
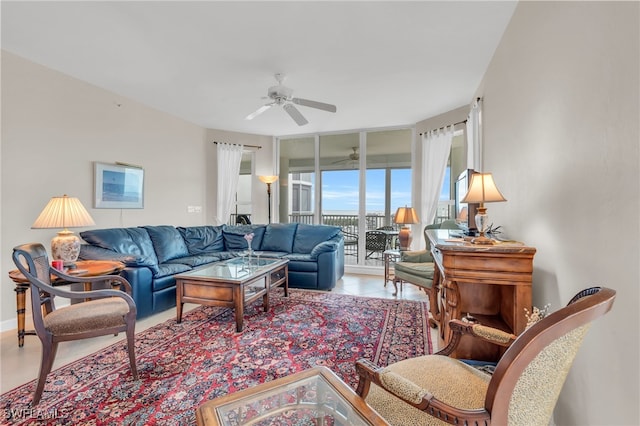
{"left": 279, "top": 128, "right": 413, "bottom": 267}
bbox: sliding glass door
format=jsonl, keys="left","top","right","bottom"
{"left": 278, "top": 128, "right": 413, "bottom": 268}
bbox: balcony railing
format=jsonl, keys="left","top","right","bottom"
{"left": 289, "top": 214, "right": 392, "bottom": 233}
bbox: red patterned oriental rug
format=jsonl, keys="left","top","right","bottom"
{"left": 1, "top": 289, "right": 432, "bottom": 425}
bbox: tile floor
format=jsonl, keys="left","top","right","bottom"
{"left": 0, "top": 273, "right": 435, "bottom": 394}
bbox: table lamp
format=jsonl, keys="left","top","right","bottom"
{"left": 31, "top": 194, "right": 96, "bottom": 265}
{"left": 258, "top": 175, "right": 279, "bottom": 224}
{"left": 394, "top": 206, "right": 419, "bottom": 250}
{"left": 461, "top": 173, "right": 506, "bottom": 244}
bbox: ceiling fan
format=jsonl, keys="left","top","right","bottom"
{"left": 332, "top": 147, "right": 360, "bottom": 166}
{"left": 245, "top": 73, "right": 337, "bottom": 126}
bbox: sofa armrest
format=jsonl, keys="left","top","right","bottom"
{"left": 400, "top": 249, "right": 433, "bottom": 263}
{"left": 80, "top": 244, "right": 137, "bottom": 263}
{"left": 310, "top": 241, "right": 339, "bottom": 259}
{"left": 80, "top": 244, "right": 158, "bottom": 270}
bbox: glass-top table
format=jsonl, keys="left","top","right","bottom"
{"left": 175, "top": 257, "right": 289, "bottom": 332}
{"left": 195, "top": 367, "right": 389, "bottom": 426}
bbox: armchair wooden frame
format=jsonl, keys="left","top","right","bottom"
{"left": 355, "top": 287, "right": 616, "bottom": 425}
{"left": 12, "top": 243, "right": 139, "bottom": 405}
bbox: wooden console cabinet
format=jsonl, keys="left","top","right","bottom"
{"left": 426, "top": 229, "right": 536, "bottom": 361}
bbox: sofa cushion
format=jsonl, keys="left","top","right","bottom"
{"left": 80, "top": 227, "right": 159, "bottom": 273}
{"left": 177, "top": 226, "right": 224, "bottom": 255}
{"left": 166, "top": 254, "right": 220, "bottom": 268}
{"left": 223, "top": 225, "right": 266, "bottom": 250}
{"left": 261, "top": 223, "right": 298, "bottom": 253}
{"left": 253, "top": 251, "right": 288, "bottom": 258}
{"left": 284, "top": 253, "right": 318, "bottom": 272}
{"left": 154, "top": 262, "right": 192, "bottom": 279}
{"left": 292, "top": 224, "right": 341, "bottom": 254}
{"left": 143, "top": 225, "right": 190, "bottom": 264}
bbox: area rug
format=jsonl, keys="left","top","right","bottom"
{"left": 1, "top": 289, "right": 432, "bottom": 425}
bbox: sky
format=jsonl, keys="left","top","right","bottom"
{"left": 321, "top": 168, "right": 450, "bottom": 213}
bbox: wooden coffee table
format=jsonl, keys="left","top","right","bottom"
{"left": 195, "top": 366, "right": 389, "bottom": 425}
{"left": 175, "top": 257, "right": 288, "bottom": 332}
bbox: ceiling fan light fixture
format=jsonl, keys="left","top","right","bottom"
{"left": 245, "top": 73, "right": 337, "bottom": 126}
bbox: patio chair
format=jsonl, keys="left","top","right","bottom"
{"left": 365, "top": 230, "right": 388, "bottom": 259}
{"left": 236, "top": 214, "right": 251, "bottom": 225}
{"left": 355, "top": 286, "right": 616, "bottom": 426}
{"left": 12, "top": 243, "right": 138, "bottom": 405}
{"left": 377, "top": 225, "right": 398, "bottom": 249}
{"left": 342, "top": 230, "right": 359, "bottom": 257}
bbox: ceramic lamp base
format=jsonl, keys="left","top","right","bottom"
{"left": 51, "top": 230, "right": 81, "bottom": 264}
{"left": 398, "top": 226, "right": 412, "bottom": 251}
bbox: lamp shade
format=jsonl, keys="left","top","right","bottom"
{"left": 32, "top": 195, "right": 95, "bottom": 263}
{"left": 461, "top": 173, "right": 507, "bottom": 204}
{"left": 32, "top": 195, "right": 95, "bottom": 229}
{"left": 258, "top": 175, "right": 279, "bottom": 184}
{"left": 394, "top": 207, "right": 419, "bottom": 225}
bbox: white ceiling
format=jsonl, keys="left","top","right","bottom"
{"left": 1, "top": 1, "right": 518, "bottom": 137}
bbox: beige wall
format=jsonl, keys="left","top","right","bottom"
{"left": 475, "top": 2, "right": 638, "bottom": 424}
{"left": 0, "top": 52, "right": 275, "bottom": 327}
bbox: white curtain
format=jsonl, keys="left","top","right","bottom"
{"left": 466, "top": 97, "right": 483, "bottom": 171}
{"left": 421, "top": 125, "right": 455, "bottom": 225}
{"left": 214, "top": 143, "right": 244, "bottom": 225}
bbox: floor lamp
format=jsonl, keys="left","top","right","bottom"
{"left": 258, "top": 175, "right": 279, "bottom": 224}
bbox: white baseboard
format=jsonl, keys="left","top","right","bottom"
{"left": 0, "top": 318, "right": 17, "bottom": 333}
{"left": 1, "top": 299, "right": 69, "bottom": 333}
{"left": 344, "top": 265, "right": 382, "bottom": 276}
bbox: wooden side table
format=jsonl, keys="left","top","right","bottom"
{"left": 382, "top": 249, "right": 400, "bottom": 287}
{"left": 426, "top": 229, "right": 536, "bottom": 361}
{"left": 8, "top": 260, "right": 125, "bottom": 347}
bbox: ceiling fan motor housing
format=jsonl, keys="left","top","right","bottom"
{"left": 245, "top": 73, "right": 336, "bottom": 125}
{"left": 268, "top": 85, "right": 293, "bottom": 104}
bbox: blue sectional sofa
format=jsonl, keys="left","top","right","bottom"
{"left": 78, "top": 223, "right": 344, "bottom": 318}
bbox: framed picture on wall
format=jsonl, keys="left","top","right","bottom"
{"left": 94, "top": 162, "right": 144, "bottom": 208}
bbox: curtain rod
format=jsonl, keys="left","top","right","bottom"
{"left": 419, "top": 119, "right": 467, "bottom": 136}
{"left": 212, "top": 141, "right": 262, "bottom": 149}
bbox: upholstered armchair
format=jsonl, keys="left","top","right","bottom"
{"left": 355, "top": 287, "right": 616, "bottom": 426}
{"left": 12, "top": 243, "right": 138, "bottom": 405}
{"left": 391, "top": 220, "right": 460, "bottom": 324}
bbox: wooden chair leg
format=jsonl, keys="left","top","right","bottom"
{"left": 392, "top": 277, "right": 403, "bottom": 296}
{"left": 425, "top": 287, "right": 439, "bottom": 328}
{"left": 126, "top": 323, "right": 138, "bottom": 380}
{"left": 33, "top": 339, "right": 58, "bottom": 406}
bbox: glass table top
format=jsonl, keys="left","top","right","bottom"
{"left": 214, "top": 373, "right": 371, "bottom": 426}
{"left": 178, "top": 257, "right": 285, "bottom": 281}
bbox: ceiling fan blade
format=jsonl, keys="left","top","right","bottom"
{"left": 331, "top": 158, "right": 350, "bottom": 164}
{"left": 292, "top": 98, "right": 337, "bottom": 113}
{"left": 283, "top": 104, "right": 309, "bottom": 126}
{"left": 245, "top": 104, "right": 272, "bottom": 120}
